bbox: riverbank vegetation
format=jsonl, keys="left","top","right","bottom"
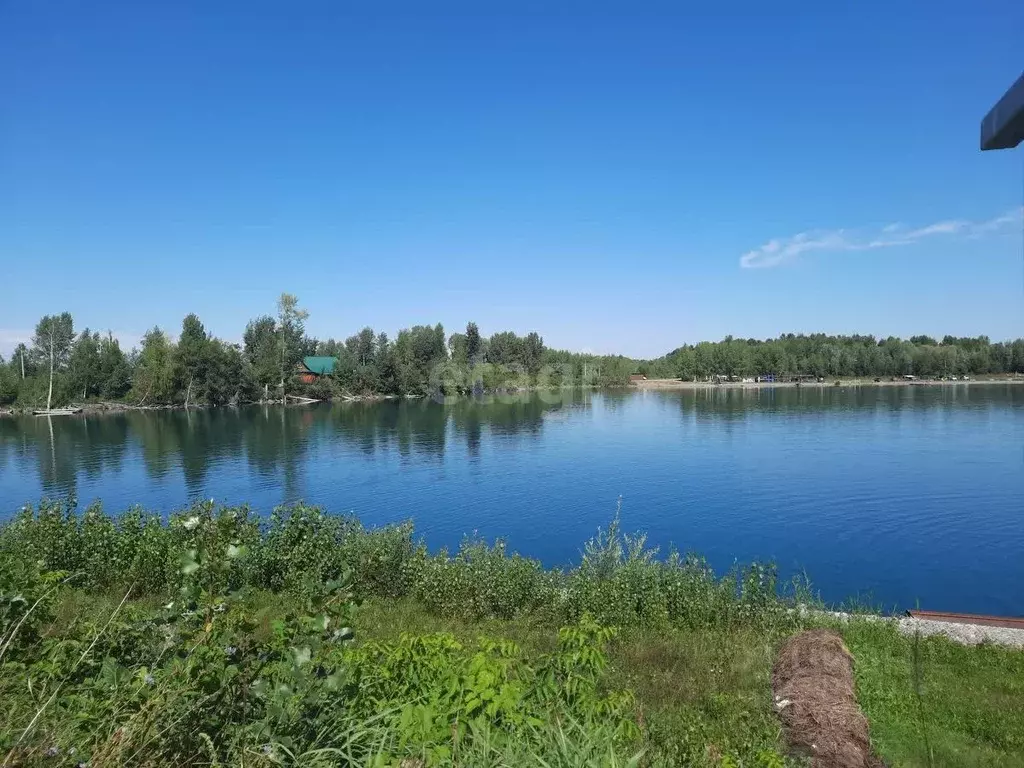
{"left": 0, "top": 294, "right": 636, "bottom": 410}
{"left": 2, "top": 296, "right": 1023, "bottom": 410}
{"left": 2, "top": 500, "right": 1023, "bottom": 766}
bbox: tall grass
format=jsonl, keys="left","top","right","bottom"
{"left": 0, "top": 499, "right": 803, "bottom": 766}
{"left": 0, "top": 499, "right": 806, "bottom": 632}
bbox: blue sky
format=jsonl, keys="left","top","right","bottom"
{"left": 2, "top": 1, "right": 1022, "bottom": 359}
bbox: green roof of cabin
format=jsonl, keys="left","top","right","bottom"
{"left": 302, "top": 356, "right": 338, "bottom": 375}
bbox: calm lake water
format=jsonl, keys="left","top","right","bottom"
{"left": 2, "top": 386, "right": 1023, "bottom": 615}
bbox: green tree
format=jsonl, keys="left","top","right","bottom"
{"left": 448, "top": 332, "right": 468, "bottom": 365}
{"left": 433, "top": 323, "right": 446, "bottom": 362}
{"left": 523, "top": 332, "right": 545, "bottom": 376}
{"left": 1012, "top": 340, "right": 1024, "bottom": 373}
{"left": 486, "top": 332, "right": 524, "bottom": 367}
{"left": 132, "top": 327, "right": 176, "bottom": 404}
{"left": 32, "top": 312, "right": 75, "bottom": 410}
{"left": 466, "top": 322, "right": 482, "bottom": 364}
{"left": 347, "top": 327, "right": 376, "bottom": 367}
{"left": 98, "top": 333, "right": 132, "bottom": 399}
{"left": 204, "top": 340, "right": 253, "bottom": 405}
{"left": 276, "top": 293, "right": 309, "bottom": 394}
{"left": 68, "top": 329, "right": 102, "bottom": 400}
{"left": 340, "top": 327, "right": 378, "bottom": 393}
{"left": 393, "top": 324, "right": 447, "bottom": 394}
{"left": 935, "top": 345, "right": 959, "bottom": 377}
{"left": 967, "top": 347, "right": 991, "bottom": 375}
{"left": 642, "top": 332, "right": 1024, "bottom": 380}
{"left": 693, "top": 343, "right": 714, "bottom": 380}
{"left": 673, "top": 347, "right": 696, "bottom": 380}
{"left": 0, "top": 355, "right": 17, "bottom": 404}
{"left": 375, "top": 332, "right": 399, "bottom": 394}
{"left": 243, "top": 315, "right": 279, "bottom": 400}
{"left": 175, "top": 313, "right": 210, "bottom": 407}
{"left": 714, "top": 339, "right": 749, "bottom": 378}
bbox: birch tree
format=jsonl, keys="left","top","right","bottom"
{"left": 32, "top": 313, "right": 74, "bottom": 411}
{"left": 276, "top": 293, "right": 309, "bottom": 393}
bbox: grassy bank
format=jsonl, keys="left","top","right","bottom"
{"left": 1, "top": 501, "right": 1022, "bottom": 766}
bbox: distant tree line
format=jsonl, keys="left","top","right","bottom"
{"left": 642, "top": 334, "right": 1024, "bottom": 381}
{"left": 4, "top": 307, "right": 1022, "bottom": 409}
{"left": 0, "top": 294, "right": 634, "bottom": 408}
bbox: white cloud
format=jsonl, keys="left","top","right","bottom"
{"left": 739, "top": 231, "right": 849, "bottom": 269}
{"left": 904, "top": 219, "right": 967, "bottom": 238}
{"left": 972, "top": 210, "right": 1021, "bottom": 235}
{"left": 740, "top": 207, "right": 1022, "bottom": 269}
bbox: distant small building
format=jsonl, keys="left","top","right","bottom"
{"left": 297, "top": 356, "right": 339, "bottom": 384}
{"left": 629, "top": 374, "right": 648, "bottom": 383}
{"left": 902, "top": 374, "right": 917, "bottom": 381}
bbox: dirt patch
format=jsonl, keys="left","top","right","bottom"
{"left": 772, "top": 629, "right": 885, "bottom": 768}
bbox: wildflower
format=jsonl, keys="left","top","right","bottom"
{"left": 224, "top": 645, "right": 238, "bottom": 657}
{"left": 45, "top": 746, "right": 59, "bottom": 757}
{"left": 182, "top": 516, "right": 200, "bottom": 531}
{"left": 144, "top": 673, "right": 155, "bottom": 686}
{"left": 262, "top": 744, "right": 274, "bottom": 755}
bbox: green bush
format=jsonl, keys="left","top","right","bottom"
{"left": 1, "top": 499, "right": 799, "bottom": 634}
{"left": 0, "top": 554, "right": 641, "bottom": 765}
{"left": 1, "top": 525, "right": 360, "bottom": 765}
{"left": 342, "top": 617, "right": 639, "bottom": 764}
{"left": 0, "top": 498, "right": 810, "bottom": 766}
{"left": 412, "top": 536, "right": 556, "bottom": 620}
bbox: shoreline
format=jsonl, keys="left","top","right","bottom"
{"left": 0, "top": 392, "right": 402, "bottom": 417}
{"left": 2, "top": 377, "right": 1020, "bottom": 416}
{"left": 4, "top": 499, "right": 1023, "bottom": 633}
{"left": 634, "top": 376, "right": 1024, "bottom": 390}
{"left": 3, "top": 500, "right": 1020, "bottom": 765}
{"left": 0, "top": 385, "right": 620, "bottom": 417}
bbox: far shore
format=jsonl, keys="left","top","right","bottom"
{"left": 634, "top": 376, "right": 1024, "bottom": 390}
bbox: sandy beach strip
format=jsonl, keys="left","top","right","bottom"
{"left": 633, "top": 377, "right": 1024, "bottom": 390}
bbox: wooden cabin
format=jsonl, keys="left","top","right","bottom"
{"left": 296, "top": 356, "right": 339, "bottom": 384}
